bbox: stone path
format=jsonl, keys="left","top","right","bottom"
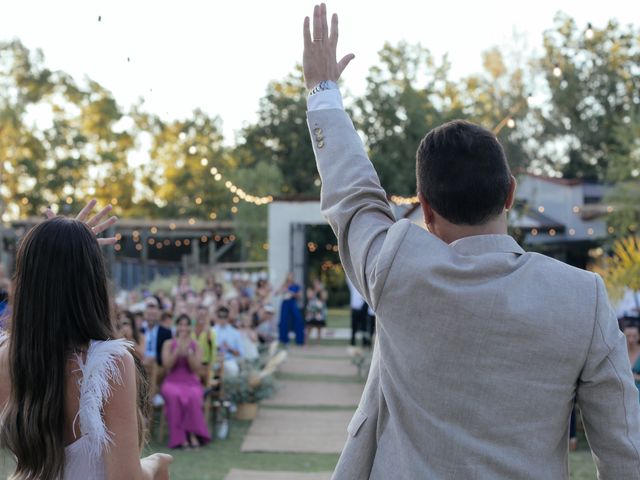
{"left": 225, "top": 470, "right": 331, "bottom": 480}
{"left": 237, "top": 343, "right": 366, "bottom": 480}
{"left": 262, "top": 380, "right": 362, "bottom": 407}
{"left": 279, "top": 357, "right": 358, "bottom": 377}
{"left": 240, "top": 409, "right": 355, "bottom": 454}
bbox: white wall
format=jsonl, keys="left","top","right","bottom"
{"left": 267, "top": 201, "right": 326, "bottom": 288}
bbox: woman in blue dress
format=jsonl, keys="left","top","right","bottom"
{"left": 278, "top": 272, "right": 305, "bottom": 345}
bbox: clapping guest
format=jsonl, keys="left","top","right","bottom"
{"left": 192, "top": 305, "right": 216, "bottom": 373}
{"left": 160, "top": 315, "right": 211, "bottom": 449}
{"left": 214, "top": 306, "right": 244, "bottom": 377}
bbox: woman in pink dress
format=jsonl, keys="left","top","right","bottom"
{"left": 161, "top": 314, "right": 211, "bottom": 449}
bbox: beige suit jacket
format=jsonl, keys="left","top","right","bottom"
{"left": 307, "top": 108, "right": 640, "bottom": 479}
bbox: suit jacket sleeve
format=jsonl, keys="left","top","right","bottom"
{"left": 307, "top": 108, "right": 409, "bottom": 310}
{"left": 576, "top": 274, "right": 640, "bottom": 479}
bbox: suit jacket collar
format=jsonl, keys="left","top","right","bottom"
{"left": 449, "top": 234, "right": 525, "bottom": 256}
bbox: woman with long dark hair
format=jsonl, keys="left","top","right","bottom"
{"left": 0, "top": 202, "right": 172, "bottom": 480}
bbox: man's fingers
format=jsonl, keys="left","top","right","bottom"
{"left": 303, "top": 16, "right": 312, "bottom": 48}
{"left": 87, "top": 204, "right": 113, "bottom": 227}
{"left": 320, "top": 3, "right": 329, "bottom": 40}
{"left": 75, "top": 199, "right": 97, "bottom": 222}
{"left": 337, "top": 53, "right": 355, "bottom": 76}
{"left": 92, "top": 216, "right": 118, "bottom": 235}
{"left": 312, "top": 4, "right": 321, "bottom": 41}
{"left": 329, "top": 13, "right": 338, "bottom": 48}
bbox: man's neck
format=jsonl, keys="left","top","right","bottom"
{"left": 436, "top": 215, "right": 509, "bottom": 245}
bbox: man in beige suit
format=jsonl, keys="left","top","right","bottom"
{"left": 302, "top": 4, "right": 640, "bottom": 479}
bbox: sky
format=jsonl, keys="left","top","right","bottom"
{"left": 1, "top": 0, "right": 638, "bottom": 143}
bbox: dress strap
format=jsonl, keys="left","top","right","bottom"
{"left": 73, "top": 338, "right": 133, "bottom": 461}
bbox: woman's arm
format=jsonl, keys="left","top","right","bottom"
{"left": 104, "top": 351, "right": 172, "bottom": 480}
{"left": 161, "top": 340, "right": 177, "bottom": 370}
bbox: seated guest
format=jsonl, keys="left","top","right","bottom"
{"left": 155, "top": 312, "right": 174, "bottom": 366}
{"left": 625, "top": 324, "right": 640, "bottom": 398}
{"left": 214, "top": 306, "right": 244, "bottom": 377}
{"left": 118, "top": 310, "right": 146, "bottom": 359}
{"left": 160, "top": 314, "right": 211, "bottom": 449}
{"left": 142, "top": 297, "right": 161, "bottom": 366}
{"left": 192, "top": 305, "right": 217, "bottom": 372}
{"left": 254, "top": 304, "right": 277, "bottom": 344}
{"left": 238, "top": 314, "right": 259, "bottom": 361}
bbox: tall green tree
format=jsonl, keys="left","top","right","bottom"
{"left": 238, "top": 67, "right": 317, "bottom": 196}
{"left": 535, "top": 13, "right": 640, "bottom": 181}
{"left": 135, "top": 109, "right": 234, "bottom": 219}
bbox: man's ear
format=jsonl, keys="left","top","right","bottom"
{"left": 505, "top": 175, "right": 517, "bottom": 211}
{"left": 418, "top": 192, "right": 434, "bottom": 229}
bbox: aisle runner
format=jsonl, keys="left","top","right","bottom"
{"left": 262, "top": 380, "right": 362, "bottom": 407}
{"left": 225, "top": 470, "right": 332, "bottom": 480}
{"left": 279, "top": 357, "right": 357, "bottom": 377}
{"left": 240, "top": 409, "right": 355, "bottom": 454}
{"left": 240, "top": 343, "right": 366, "bottom": 456}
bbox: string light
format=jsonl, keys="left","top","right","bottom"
{"left": 587, "top": 228, "right": 594, "bottom": 235}
{"left": 585, "top": 23, "right": 594, "bottom": 40}
{"left": 549, "top": 229, "right": 556, "bottom": 236}
{"left": 135, "top": 244, "right": 143, "bottom": 251}
{"left": 150, "top": 226, "right": 158, "bottom": 234}
{"left": 175, "top": 240, "right": 182, "bottom": 247}
{"left": 553, "top": 64, "right": 562, "bottom": 78}
{"left": 538, "top": 206, "right": 545, "bottom": 213}
{"left": 531, "top": 228, "right": 538, "bottom": 236}
{"left": 569, "top": 229, "right": 576, "bottom": 236}
{"left": 184, "top": 239, "right": 191, "bottom": 246}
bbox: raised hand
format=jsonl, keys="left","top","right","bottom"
{"left": 44, "top": 199, "right": 118, "bottom": 246}
{"left": 302, "top": 3, "right": 355, "bottom": 90}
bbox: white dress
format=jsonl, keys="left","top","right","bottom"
{"left": 63, "top": 338, "right": 132, "bottom": 480}
{"left": 0, "top": 334, "right": 131, "bottom": 479}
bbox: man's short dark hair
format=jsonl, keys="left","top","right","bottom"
{"left": 416, "top": 120, "right": 512, "bottom": 225}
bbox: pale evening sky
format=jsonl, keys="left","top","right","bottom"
{"left": 1, "top": 0, "right": 637, "bottom": 142}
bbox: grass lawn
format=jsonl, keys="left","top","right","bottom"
{"left": 0, "top": 416, "right": 598, "bottom": 480}
{"left": 327, "top": 308, "right": 350, "bottom": 329}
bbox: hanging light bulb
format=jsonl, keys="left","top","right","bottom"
{"left": 553, "top": 64, "right": 562, "bottom": 78}
{"left": 585, "top": 23, "right": 594, "bottom": 40}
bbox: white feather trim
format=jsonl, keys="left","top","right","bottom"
{"left": 72, "top": 338, "right": 133, "bottom": 462}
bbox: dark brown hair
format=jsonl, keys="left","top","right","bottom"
{"left": 416, "top": 119, "right": 512, "bottom": 225}
{"left": 0, "top": 217, "right": 144, "bottom": 479}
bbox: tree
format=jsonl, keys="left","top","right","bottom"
{"left": 353, "top": 42, "right": 533, "bottom": 196}
{"left": 238, "top": 67, "right": 317, "bottom": 196}
{"left": 535, "top": 13, "right": 640, "bottom": 181}
{"left": 136, "top": 109, "right": 234, "bottom": 219}
{"left": 0, "top": 40, "right": 137, "bottom": 218}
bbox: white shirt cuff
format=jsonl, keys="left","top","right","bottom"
{"left": 307, "top": 88, "right": 344, "bottom": 111}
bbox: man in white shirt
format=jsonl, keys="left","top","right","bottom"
{"left": 213, "top": 306, "right": 244, "bottom": 377}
